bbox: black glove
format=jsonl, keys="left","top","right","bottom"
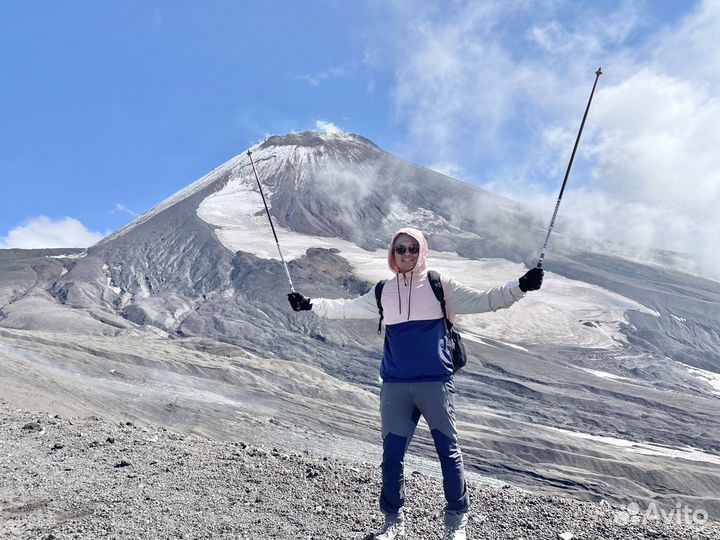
{"left": 519, "top": 267, "right": 544, "bottom": 292}
{"left": 287, "top": 292, "right": 312, "bottom": 311}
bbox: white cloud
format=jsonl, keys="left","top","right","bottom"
{"left": 370, "top": 0, "right": 720, "bottom": 279}
{"left": 388, "top": 2, "right": 530, "bottom": 158}
{"left": 0, "top": 216, "right": 105, "bottom": 249}
{"left": 647, "top": 0, "right": 720, "bottom": 87}
{"left": 298, "top": 64, "right": 352, "bottom": 86}
{"left": 427, "top": 161, "right": 467, "bottom": 179}
{"left": 315, "top": 120, "right": 344, "bottom": 135}
{"left": 590, "top": 69, "right": 720, "bottom": 211}
{"left": 112, "top": 203, "right": 137, "bottom": 218}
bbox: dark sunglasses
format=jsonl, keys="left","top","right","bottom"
{"left": 394, "top": 244, "right": 420, "bottom": 255}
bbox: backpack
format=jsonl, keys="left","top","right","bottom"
{"left": 374, "top": 270, "right": 468, "bottom": 373}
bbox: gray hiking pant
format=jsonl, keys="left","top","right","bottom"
{"left": 379, "top": 379, "right": 469, "bottom": 516}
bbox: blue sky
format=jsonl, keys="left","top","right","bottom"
{"left": 2, "top": 1, "right": 718, "bottom": 276}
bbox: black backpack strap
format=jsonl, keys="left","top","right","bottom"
{"left": 427, "top": 270, "right": 452, "bottom": 332}
{"left": 374, "top": 280, "right": 386, "bottom": 334}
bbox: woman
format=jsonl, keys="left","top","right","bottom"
{"left": 288, "top": 227, "right": 543, "bottom": 540}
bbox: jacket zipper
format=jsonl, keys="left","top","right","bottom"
{"left": 395, "top": 271, "right": 414, "bottom": 320}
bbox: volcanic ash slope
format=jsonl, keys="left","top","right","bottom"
{"left": 2, "top": 401, "right": 719, "bottom": 540}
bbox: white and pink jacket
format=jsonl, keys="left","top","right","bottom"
{"left": 312, "top": 228, "right": 526, "bottom": 381}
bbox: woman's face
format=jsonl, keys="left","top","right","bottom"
{"left": 393, "top": 237, "right": 420, "bottom": 274}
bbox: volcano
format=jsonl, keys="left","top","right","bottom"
{"left": 1, "top": 131, "right": 719, "bottom": 520}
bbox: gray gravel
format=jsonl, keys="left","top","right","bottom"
{"left": 1, "top": 399, "right": 718, "bottom": 540}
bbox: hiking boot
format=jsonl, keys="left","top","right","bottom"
{"left": 373, "top": 512, "right": 405, "bottom": 540}
{"left": 443, "top": 512, "right": 468, "bottom": 540}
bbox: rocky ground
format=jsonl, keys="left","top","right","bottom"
{"left": 1, "top": 399, "right": 718, "bottom": 540}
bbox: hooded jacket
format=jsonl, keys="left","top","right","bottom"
{"left": 312, "top": 228, "right": 526, "bottom": 381}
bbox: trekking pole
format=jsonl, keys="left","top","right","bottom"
{"left": 537, "top": 67, "right": 602, "bottom": 269}
{"left": 247, "top": 150, "right": 296, "bottom": 293}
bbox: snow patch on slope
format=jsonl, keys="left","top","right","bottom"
{"left": 578, "top": 368, "right": 632, "bottom": 382}
{"left": 426, "top": 254, "right": 656, "bottom": 349}
{"left": 680, "top": 363, "right": 720, "bottom": 396}
{"left": 48, "top": 252, "right": 87, "bottom": 259}
{"left": 545, "top": 425, "right": 720, "bottom": 466}
{"left": 102, "top": 264, "right": 122, "bottom": 296}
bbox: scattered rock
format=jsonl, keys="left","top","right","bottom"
{"left": 2, "top": 403, "right": 719, "bottom": 540}
{"left": 22, "top": 421, "right": 42, "bottom": 432}
{"left": 51, "top": 443, "right": 64, "bottom": 451}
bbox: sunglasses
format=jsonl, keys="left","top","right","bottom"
{"left": 394, "top": 244, "right": 420, "bottom": 255}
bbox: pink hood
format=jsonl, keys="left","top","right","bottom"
{"left": 387, "top": 227, "right": 429, "bottom": 276}
{"left": 382, "top": 227, "right": 444, "bottom": 324}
